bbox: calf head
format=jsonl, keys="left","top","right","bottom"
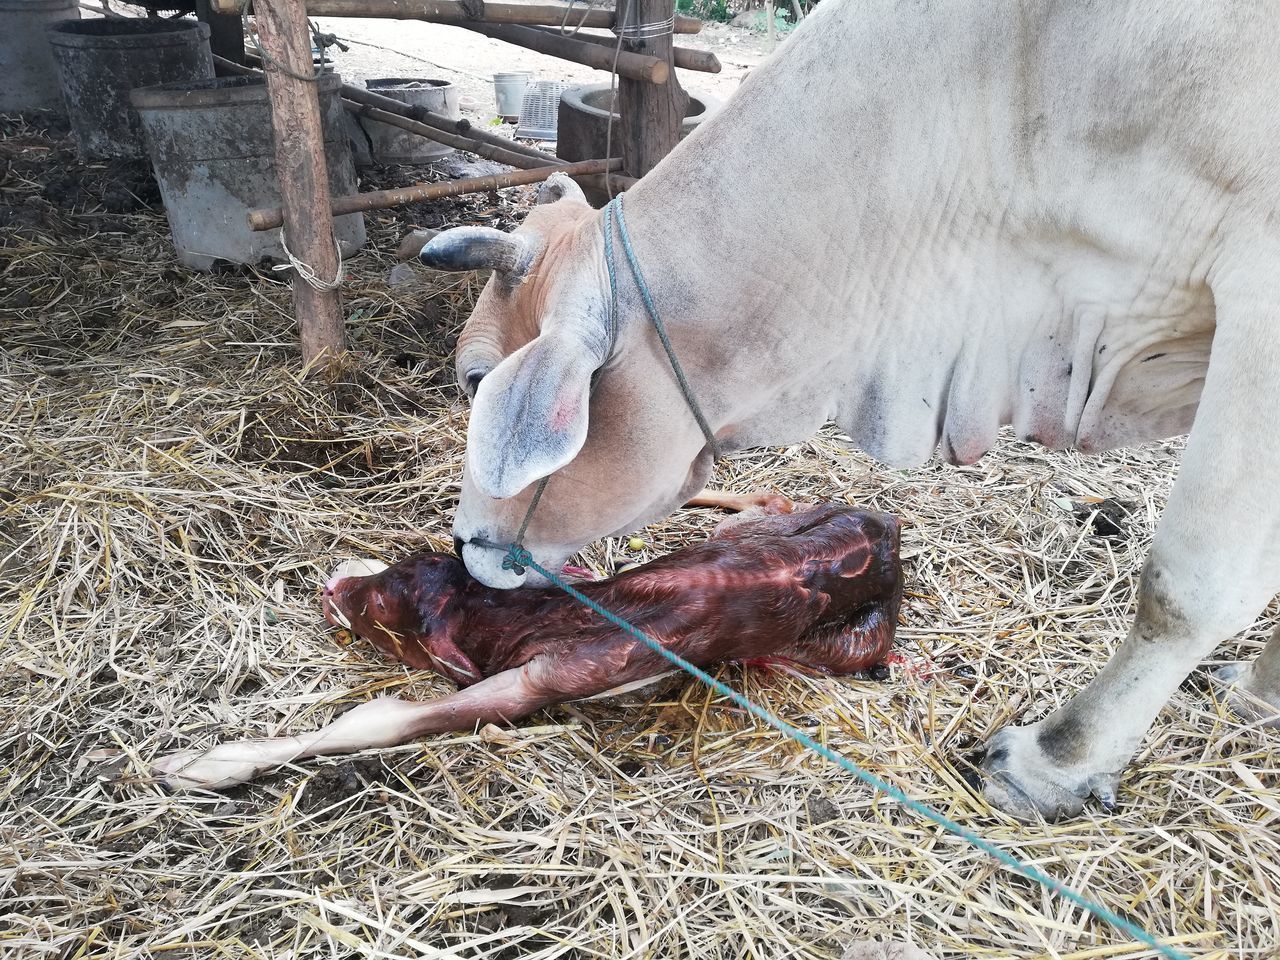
{"left": 420, "top": 175, "right": 715, "bottom": 588}
{"left": 323, "top": 553, "right": 483, "bottom": 685}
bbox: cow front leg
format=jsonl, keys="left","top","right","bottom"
{"left": 1212, "top": 622, "right": 1280, "bottom": 727}
{"left": 981, "top": 556, "right": 1246, "bottom": 820}
{"left": 981, "top": 244, "right": 1280, "bottom": 820}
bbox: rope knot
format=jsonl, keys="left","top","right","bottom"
{"left": 502, "top": 544, "right": 533, "bottom": 575}
{"left": 312, "top": 30, "right": 349, "bottom": 53}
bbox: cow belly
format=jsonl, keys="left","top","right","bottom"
{"left": 1011, "top": 245, "right": 1217, "bottom": 454}
{"left": 1074, "top": 331, "right": 1212, "bottom": 451}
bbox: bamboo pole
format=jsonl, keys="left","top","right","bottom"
{"left": 346, "top": 105, "right": 637, "bottom": 198}
{"left": 214, "top": 54, "right": 636, "bottom": 204}
{"left": 215, "top": 54, "right": 563, "bottom": 167}
{"left": 343, "top": 100, "right": 554, "bottom": 168}
{"left": 555, "top": 28, "right": 721, "bottom": 73}
{"left": 210, "top": 0, "right": 703, "bottom": 33}
{"left": 254, "top": 0, "right": 346, "bottom": 365}
{"left": 458, "top": 22, "right": 668, "bottom": 84}
{"left": 248, "top": 158, "right": 624, "bottom": 231}
{"left": 338, "top": 82, "right": 559, "bottom": 164}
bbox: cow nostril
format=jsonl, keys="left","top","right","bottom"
{"left": 453, "top": 535, "right": 466, "bottom": 558}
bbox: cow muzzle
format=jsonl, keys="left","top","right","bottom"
{"left": 459, "top": 538, "right": 531, "bottom": 589}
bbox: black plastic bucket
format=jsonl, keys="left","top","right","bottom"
{"left": 46, "top": 18, "right": 214, "bottom": 159}
{"left": 131, "top": 74, "right": 367, "bottom": 270}
{"left": 0, "top": 0, "right": 80, "bottom": 113}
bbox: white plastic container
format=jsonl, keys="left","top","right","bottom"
{"left": 516, "top": 80, "right": 567, "bottom": 141}
{"left": 492, "top": 70, "right": 532, "bottom": 122}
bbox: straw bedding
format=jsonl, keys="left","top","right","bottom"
{"left": 2, "top": 115, "right": 1276, "bottom": 960}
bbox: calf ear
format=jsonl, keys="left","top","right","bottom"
{"left": 466, "top": 329, "right": 603, "bottom": 500}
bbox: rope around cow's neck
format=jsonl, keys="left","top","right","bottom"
{"left": 463, "top": 197, "right": 1190, "bottom": 960}
{"left": 604, "top": 195, "right": 722, "bottom": 461}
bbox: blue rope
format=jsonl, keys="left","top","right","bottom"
{"left": 498, "top": 545, "right": 1189, "bottom": 960}
{"left": 604, "top": 196, "right": 722, "bottom": 461}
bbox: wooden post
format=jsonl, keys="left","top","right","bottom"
{"left": 254, "top": 0, "right": 346, "bottom": 366}
{"left": 616, "top": 0, "right": 688, "bottom": 179}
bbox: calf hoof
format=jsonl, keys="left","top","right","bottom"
{"left": 1210, "top": 662, "right": 1280, "bottom": 728}
{"left": 980, "top": 723, "right": 1121, "bottom": 822}
{"left": 152, "top": 744, "right": 278, "bottom": 791}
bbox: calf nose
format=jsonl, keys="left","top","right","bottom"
{"left": 453, "top": 534, "right": 466, "bottom": 558}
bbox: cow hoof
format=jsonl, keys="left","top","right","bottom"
{"left": 1210, "top": 662, "right": 1280, "bottom": 728}
{"left": 980, "top": 724, "right": 1121, "bottom": 822}
{"left": 151, "top": 744, "right": 277, "bottom": 791}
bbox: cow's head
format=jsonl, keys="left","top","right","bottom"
{"left": 420, "top": 174, "right": 718, "bottom": 588}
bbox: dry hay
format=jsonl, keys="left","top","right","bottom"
{"left": 2, "top": 116, "right": 1277, "bottom": 960}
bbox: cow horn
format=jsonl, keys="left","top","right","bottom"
{"left": 419, "top": 227, "right": 534, "bottom": 276}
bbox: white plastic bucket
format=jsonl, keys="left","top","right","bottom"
{"left": 492, "top": 70, "right": 532, "bottom": 121}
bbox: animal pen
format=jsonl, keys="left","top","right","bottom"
{"left": 195, "top": 0, "right": 718, "bottom": 365}
{"left": 3, "top": 2, "right": 1279, "bottom": 959}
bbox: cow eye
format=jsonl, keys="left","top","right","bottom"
{"left": 465, "top": 370, "right": 486, "bottom": 398}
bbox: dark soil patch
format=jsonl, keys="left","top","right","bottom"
{"left": 359, "top": 156, "right": 533, "bottom": 234}
{"left": 298, "top": 756, "right": 391, "bottom": 810}
{"left": 40, "top": 156, "right": 160, "bottom": 214}
{"left": 0, "top": 199, "right": 63, "bottom": 238}
{"left": 806, "top": 795, "right": 840, "bottom": 825}
{"left": 1072, "top": 497, "right": 1137, "bottom": 541}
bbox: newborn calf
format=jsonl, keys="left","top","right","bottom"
{"left": 154, "top": 501, "right": 902, "bottom": 790}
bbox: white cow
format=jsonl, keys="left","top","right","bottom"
{"left": 420, "top": 0, "right": 1280, "bottom": 820}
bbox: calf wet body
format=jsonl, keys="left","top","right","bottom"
{"left": 325, "top": 503, "right": 904, "bottom": 695}
{"left": 157, "top": 503, "right": 904, "bottom": 791}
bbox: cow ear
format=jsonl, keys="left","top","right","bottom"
{"left": 537, "top": 172, "right": 588, "bottom": 206}
{"left": 466, "top": 329, "right": 603, "bottom": 499}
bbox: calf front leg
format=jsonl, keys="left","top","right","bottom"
{"left": 153, "top": 660, "right": 570, "bottom": 791}
{"left": 981, "top": 242, "right": 1280, "bottom": 820}
{"left": 152, "top": 637, "right": 662, "bottom": 791}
